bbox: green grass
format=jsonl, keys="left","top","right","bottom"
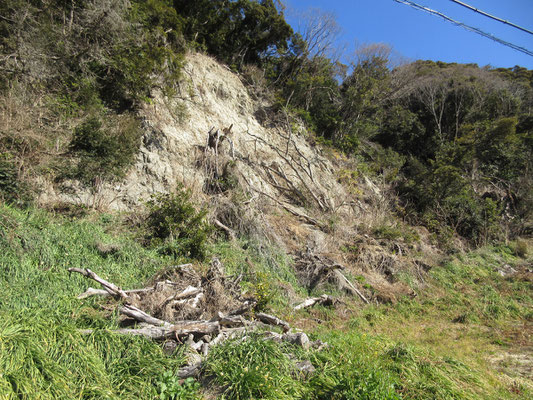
{"left": 0, "top": 205, "right": 199, "bottom": 399}
{"left": 347, "top": 245, "right": 533, "bottom": 399}
{"left": 205, "top": 335, "right": 306, "bottom": 399}
{"left": 0, "top": 204, "right": 530, "bottom": 399}
{"left": 203, "top": 328, "right": 516, "bottom": 400}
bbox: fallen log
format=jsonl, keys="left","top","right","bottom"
{"left": 172, "top": 320, "right": 220, "bottom": 339}
{"left": 120, "top": 304, "right": 173, "bottom": 328}
{"left": 115, "top": 325, "right": 175, "bottom": 340}
{"left": 333, "top": 270, "right": 369, "bottom": 304}
{"left": 77, "top": 286, "right": 155, "bottom": 299}
{"left": 81, "top": 320, "right": 221, "bottom": 341}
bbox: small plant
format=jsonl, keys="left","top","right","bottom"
{"left": 250, "top": 271, "right": 275, "bottom": 311}
{"left": 157, "top": 373, "right": 201, "bottom": 400}
{"left": 146, "top": 184, "right": 211, "bottom": 260}
{"left": 373, "top": 224, "right": 420, "bottom": 244}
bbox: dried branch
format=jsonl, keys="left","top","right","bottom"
{"left": 256, "top": 312, "right": 290, "bottom": 332}
{"left": 294, "top": 294, "right": 335, "bottom": 310}
{"left": 68, "top": 268, "right": 129, "bottom": 300}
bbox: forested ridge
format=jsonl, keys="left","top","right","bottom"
{"left": 0, "top": 1, "right": 532, "bottom": 399}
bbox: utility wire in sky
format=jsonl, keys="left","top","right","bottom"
{"left": 393, "top": 0, "right": 533, "bottom": 57}
{"left": 449, "top": 0, "right": 533, "bottom": 36}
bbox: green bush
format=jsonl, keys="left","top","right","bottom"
{"left": 145, "top": 185, "right": 211, "bottom": 260}
{"left": 514, "top": 239, "right": 529, "bottom": 258}
{"left": 373, "top": 224, "right": 420, "bottom": 244}
{"left": 0, "top": 154, "right": 32, "bottom": 206}
{"left": 67, "top": 115, "right": 141, "bottom": 185}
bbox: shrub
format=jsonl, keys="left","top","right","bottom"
{"left": 0, "top": 154, "right": 32, "bottom": 206}
{"left": 514, "top": 239, "right": 529, "bottom": 258}
{"left": 146, "top": 185, "right": 211, "bottom": 260}
{"left": 373, "top": 224, "right": 420, "bottom": 244}
{"left": 67, "top": 115, "right": 141, "bottom": 185}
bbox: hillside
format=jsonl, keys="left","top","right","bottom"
{"left": 0, "top": 1, "right": 532, "bottom": 399}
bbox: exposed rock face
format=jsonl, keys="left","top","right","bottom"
{"left": 40, "top": 52, "right": 344, "bottom": 213}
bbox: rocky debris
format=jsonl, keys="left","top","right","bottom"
{"left": 295, "top": 360, "right": 316, "bottom": 377}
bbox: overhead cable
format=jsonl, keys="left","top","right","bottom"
{"left": 449, "top": 0, "right": 533, "bottom": 36}
{"left": 394, "top": 0, "right": 533, "bottom": 57}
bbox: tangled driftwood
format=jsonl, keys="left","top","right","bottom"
{"left": 68, "top": 258, "right": 328, "bottom": 378}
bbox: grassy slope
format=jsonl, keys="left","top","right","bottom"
{"left": 0, "top": 206, "right": 187, "bottom": 399}
{"left": 0, "top": 204, "right": 531, "bottom": 399}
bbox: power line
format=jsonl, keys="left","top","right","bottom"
{"left": 394, "top": 0, "right": 533, "bottom": 57}
{"left": 449, "top": 0, "right": 533, "bottom": 36}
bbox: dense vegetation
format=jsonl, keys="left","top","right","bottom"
{"left": 1, "top": 0, "right": 531, "bottom": 245}
{"left": 1, "top": 1, "right": 532, "bottom": 399}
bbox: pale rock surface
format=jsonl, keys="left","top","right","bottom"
{"left": 39, "top": 52, "right": 346, "bottom": 213}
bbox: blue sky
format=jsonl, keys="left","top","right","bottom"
{"left": 283, "top": 0, "right": 533, "bottom": 69}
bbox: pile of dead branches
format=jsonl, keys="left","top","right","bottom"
{"left": 293, "top": 248, "right": 369, "bottom": 304}
{"left": 68, "top": 258, "right": 328, "bottom": 378}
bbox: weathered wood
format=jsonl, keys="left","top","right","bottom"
{"left": 172, "top": 320, "right": 220, "bottom": 338}
{"left": 77, "top": 286, "right": 155, "bottom": 299}
{"left": 158, "top": 286, "right": 202, "bottom": 311}
{"left": 77, "top": 287, "right": 110, "bottom": 299}
{"left": 256, "top": 312, "right": 290, "bottom": 332}
{"left": 213, "top": 218, "right": 236, "bottom": 240}
{"left": 120, "top": 304, "right": 173, "bottom": 328}
{"left": 79, "top": 325, "right": 172, "bottom": 341}
{"left": 219, "top": 315, "right": 247, "bottom": 328}
{"left": 209, "top": 327, "right": 249, "bottom": 347}
{"left": 188, "top": 292, "right": 204, "bottom": 309}
{"left": 83, "top": 320, "right": 220, "bottom": 341}
{"left": 201, "top": 342, "right": 209, "bottom": 356}
{"left": 68, "top": 268, "right": 129, "bottom": 300}
{"left": 333, "top": 270, "right": 369, "bottom": 304}
{"left": 293, "top": 294, "right": 335, "bottom": 311}
{"left": 115, "top": 325, "right": 174, "bottom": 340}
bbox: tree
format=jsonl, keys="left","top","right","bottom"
{"left": 172, "top": 0, "right": 292, "bottom": 68}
